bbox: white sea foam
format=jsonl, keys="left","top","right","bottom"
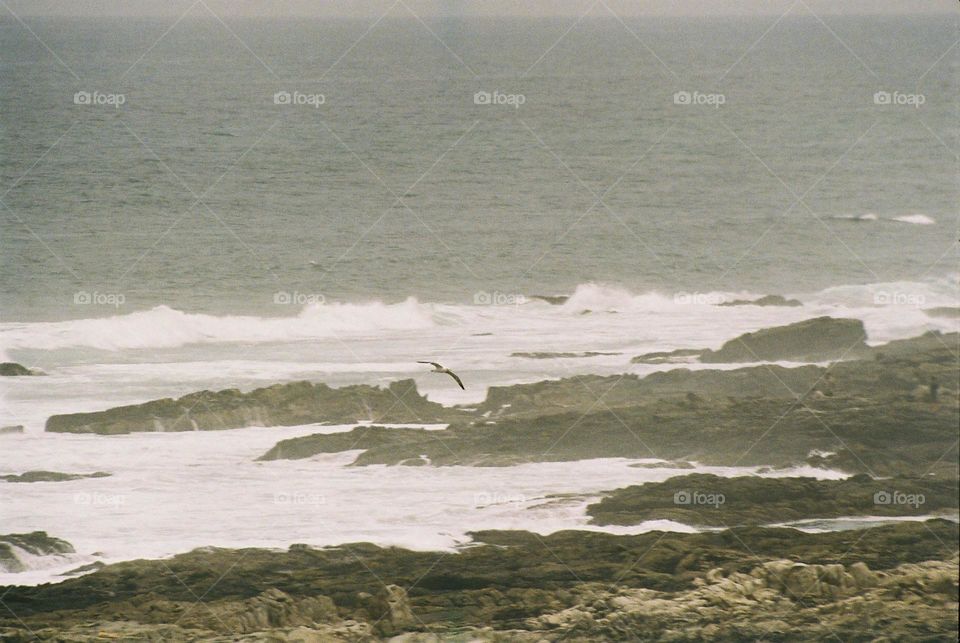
{"left": 0, "top": 423, "right": 854, "bottom": 586}
{"left": 891, "top": 214, "right": 936, "bottom": 225}
{"left": 0, "top": 298, "right": 434, "bottom": 353}
{"left": 831, "top": 213, "right": 935, "bottom": 225}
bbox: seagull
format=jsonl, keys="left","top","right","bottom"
{"left": 417, "top": 361, "right": 465, "bottom": 390}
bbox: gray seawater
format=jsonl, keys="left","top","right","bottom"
{"left": 1, "top": 14, "right": 957, "bottom": 320}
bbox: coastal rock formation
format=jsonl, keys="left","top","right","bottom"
{"left": 0, "top": 522, "right": 956, "bottom": 641}
{"left": 511, "top": 351, "right": 620, "bottom": 359}
{"left": 717, "top": 294, "right": 803, "bottom": 307}
{"left": 630, "top": 348, "right": 703, "bottom": 364}
{"left": 0, "top": 425, "right": 24, "bottom": 434}
{"left": 256, "top": 332, "right": 957, "bottom": 471}
{"left": 528, "top": 294, "right": 569, "bottom": 305}
{"left": 181, "top": 587, "right": 339, "bottom": 634}
{"left": 699, "top": 316, "right": 868, "bottom": 363}
{"left": 259, "top": 392, "right": 957, "bottom": 473}
{"left": 473, "top": 364, "right": 824, "bottom": 419}
{"left": 1, "top": 471, "right": 111, "bottom": 483}
{"left": 0, "top": 362, "right": 42, "bottom": 376}
{"left": 586, "top": 473, "right": 960, "bottom": 527}
{"left": 0, "top": 532, "right": 74, "bottom": 573}
{"left": 537, "top": 556, "right": 958, "bottom": 641}
{"left": 45, "top": 379, "right": 460, "bottom": 435}
{"left": 924, "top": 306, "right": 960, "bottom": 318}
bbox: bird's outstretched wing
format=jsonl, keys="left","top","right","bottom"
{"left": 444, "top": 369, "right": 465, "bottom": 390}
{"left": 417, "top": 361, "right": 443, "bottom": 369}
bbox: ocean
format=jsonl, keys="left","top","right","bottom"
{"left": 1, "top": 13, "right": 957, "bottom": 584}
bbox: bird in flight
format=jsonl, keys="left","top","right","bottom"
{"left": 417, "top": 361, "right": 465, "bottom": 390}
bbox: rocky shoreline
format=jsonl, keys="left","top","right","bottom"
{"left": 585, "top": 473, "right": 959, "bottom": 527}
{"left": 5, "top": 323, "right": 957, "bottom": 640}
{"left": 0, "top": 521, "right": 956, "bottom": 641}
{"left": 42, "top": 317, "right": 941, "bottom": 438}
{"left": 0, "top": 532, "right": 75, "bottom": 574}
{"left": 45, "top": 379, "right": 466, "bottom": 435}
{"left": 254, "top": 329, "right": 956, "bottom": 473}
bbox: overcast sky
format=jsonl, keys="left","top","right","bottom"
{"left": 8, "top": 0, "right": 956, "bottom": 18}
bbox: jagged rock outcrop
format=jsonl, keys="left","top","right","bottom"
{"left": 258, "top": 393, "right": 957, "bottom": 474}
{"left": 473, "top": 364, "right": 825, "bottom": 419}
{"left": 0, "top": 523, "right": 956, "bottom": 641}
{"left": 181, "top": 588, "right": 339, "bottom": 634}
{"left": 587, "top": 473, "right": 959, "bottom": 527}
{"left": 700, "top": 316, "right": 868, "bottom": 363}
{"left": 535, "top": 556, "right": 958, "bottom": 640}
{"left": 0, "top": 532, "right": 74, "bottom": 573}
{"left": 368, "top": 584, "right": 416, "bottom": 635}
{"left": 45, "top": 379, "right": 460, "bottom": 435}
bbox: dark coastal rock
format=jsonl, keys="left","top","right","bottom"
{"left": 718, "top": 294, "right": 803, "bottom": 307}
{"left": 45, "top": 379, "right": 461, "bottom": 435}
{"left": 0, "top": 522, "right": 956, "bottom": 640}
{"left": 630, "top": 460, "right": 696, "bottom": 469}
{"left": 0, "top": 532, "right": 74, "bottom": 573}
{"left": 0, "top": 362, "right": 42, "bottom": 376}
{"left": 1, "top": 471, "right": 111, "bottom": 483}
{"left": 924, "top": 306, "right": 960, "bottom": 318}
{"left": 59, "top": 561, "right": 106, "bottom": 576}
{"left": 473, "top": 364, "right": 824, "bottom": 419}
{"left": 258, "top": 426, "right": 430, "bottom": 461}
{"left": 700, "top": 316, "right": 868, "bottom": 363}
{"left": 258, "top": 393, "right": 958, "bottom": 475}
{"left": 529, "top": 294, "right": 569, "bottom": 305}
{"left": 260, "top": 337, "right": 958, "bottom": 474}
{"left": 630, "top": 348, "right": 704, "bottom": 364}
{"left": 512, "top": 351, "right": 620, "bottom": 359}
{"left": 0, "top": 425, "right": 24, "bottom": 434}
{"left": 587, "top": 473, "right": 960, "bottom": 527}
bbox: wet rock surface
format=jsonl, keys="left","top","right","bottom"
{"left": 0, "top": 362, "right": 42, "bottom": 376}
{"left": 46, "top": 379, "right": 463, "bottom": 435}
{"left": 1, "top": 471, "right": 111, "bottom": 483}
{"left": 717, "top": 294, "right": 803, "bottom": 307}
{"left": 0, "top": 532, "right": 75, "bottom": 573}
{"left": 0, "top": 522, "right": 956, "bottom": 641}
{"left": 587, "top": 473, "right": 960, "bottom": 527}
{"left": 259, "top": 333, "right": 957, "bottom": 474}
{"left": 699, "top": 316, "right": 868, "bottom": 363}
